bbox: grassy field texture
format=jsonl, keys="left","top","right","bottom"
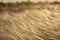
{"left": 0, "top": 2, "right": 60, "bottom": 40}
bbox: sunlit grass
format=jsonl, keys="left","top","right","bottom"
{"left": 0, "top": 2, "right": 60, "bottom": 40}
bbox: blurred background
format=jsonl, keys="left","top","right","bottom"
{"left": 0, "top": 0, "right": 60, "bottom": 3}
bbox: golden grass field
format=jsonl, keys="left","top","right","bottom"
{"left": 0, "top": 2, "right": 60, "bottom": 40}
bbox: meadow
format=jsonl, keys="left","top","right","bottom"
{"left": 0, "top": 2, "right": 60, "bottom": 40}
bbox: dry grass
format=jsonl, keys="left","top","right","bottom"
{"left": 0, "top": 2, "right": 60, "bottom": 40}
